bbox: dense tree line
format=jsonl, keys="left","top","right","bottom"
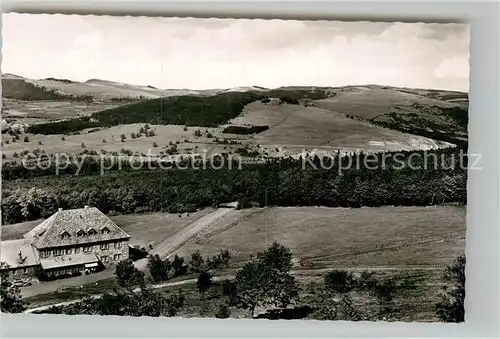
{"left": 26, "top": 117, "right": 106, "bottom": 135}
{"left": 1, "top": 146, "right": 466, "bottom": 224}
{"left": 22, "top": 89, "right": 329, "bottom": 135}
{"left": 368, "top": 104, "right": 468, "bottom": 146}
{"left": 221, "top": 125, "right": 269, "bottom": 135}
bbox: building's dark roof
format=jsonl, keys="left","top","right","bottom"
{"left": 0, "top": 239, "right": 39, "bottom": 269}
{"left": 40, "top": 253, "right": 99, "bottom": 270}
{"left": 24, "top": 207, "right": 130, "bottom": 249}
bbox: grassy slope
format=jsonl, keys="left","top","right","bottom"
{"left": 1, "top": 123, "right": 246, "bottom": 160}
{"left": 157, "top": 205, "right": 464, "bottom": 322}
{"left": 312, "top": 85, "right": 468, "bottom": 145}
{"left": 173, "top": 205, "right": 465, "bottom": 268}
{"left": 1, "top": 75, "right": 210, "bottom": 102}
{"left": 1, "top": 78, "right": 80, "bottom": 101}
{"left": 229, "top": 100, "right": 452, "bottom": 155}
{"left": 3, "top": 205, "right": 465, "bottom": 269}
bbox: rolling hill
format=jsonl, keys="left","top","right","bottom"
{"left": 312, "top": 85, "right": 468, "bottom": 145}
{"left": 227, "top": 100, "right": 453, "bottom": 155}
{"left": 2, "top": 74, "right": 468, "bottom": 154}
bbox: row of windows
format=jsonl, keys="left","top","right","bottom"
{"left": 10, "top": 267, "right": 31, "bottom": 275}
{"left": 100, "top": 254, "right": 122, "bottom": 263}
{"left": 60, "top": 227, "right": 111, "bottom": 240}
{"left": 40, "top": 241, "right": 126, "bottom": 258}
{"left": 47, "top": 266, "right": 81, "bottom": 277}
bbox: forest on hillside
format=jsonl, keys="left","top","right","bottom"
{"left": 1, "top": 146, "right": 466, "bottom": 224}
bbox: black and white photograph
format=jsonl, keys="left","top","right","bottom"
{"left": 1, "top": 13, "right": 469, "bottom": 323}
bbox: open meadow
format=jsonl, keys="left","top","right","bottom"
{"left": 0, "top": 123, "right": 252, "bottom": 160}
{"left": 2, "top": 205, "right": 465, "bottom": 270}
{"left": 172, "top": 205, "right": 466, "bottom": 269}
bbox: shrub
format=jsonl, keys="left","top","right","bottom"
{"left": 279, "top": 96, "right": 299, "bottom": 105}
{"left": 215, "top": 304, "right": 231, "bottom": 318}
{"left": 196, "top": 271, "right": 213, "bottom": 299}
{"left": 23, "top": 136, "right": 29, "bottom": 142}
{"left": 148, "top": 254, "right": 172, "bottom": 283}
{"left": 115, "top": 259, "right": 145, "bottom": 288}
{"left": 436, "top": 255, "right": 465, "bottom": 322}
{"left": 324, "top": 270, "right": 357, "bottom": 294}
{"left": 172, "top": 255, "right": 188, "bottom": 277}
{"left": 152, "top": 142, "right": 158, "bottom": 148}
{"left": 129, "top": 245, "right": 148, "bottom": 261}
{"left": 189, "top": 251, "right": 205, "bottom": 273}
{"left": 222, "top": 279, "right": 235, "bottom": 296}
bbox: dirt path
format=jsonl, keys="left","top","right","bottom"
{"left": 24, "top": 274, "right": 235, "bottom": 313}
{"left": 151, "top": 206, "right": 237, "bottom": 260}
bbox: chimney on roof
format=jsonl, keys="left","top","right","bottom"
{"left": 58, "top": 208, "right": 63, "bottom": 212}
{"left": 84, "top": 205, "right": 89, "bottom": 209}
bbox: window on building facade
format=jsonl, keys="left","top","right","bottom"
{"left": 83, "top": 246, "right": 92, "bottom": 253}
{"left": 24, "top": 268, "right": 29, "bottom": 274}
{"left": 53, "top": 248, "right": 64, "bottom": 256}
{"left": 74, "top": 247, "right": 80, "bottom": 254}
{"left": 66, "top": 248, "right": 72, "bottom": 255}
{"left": 76, "top": 229, "right": 86, "bottom": 237}
{"left": 101, "top": 255, "right": 108, "bottom": 263}
{"left": 88, "top": 229, "right": 97, "bottom": 236}
{"left": 100, "top": 243, "right": 109, "bottom": 250}
{"left": 101, "top": 227, "right": 110, "bottom": 235}
{"left": 114, "top": 254, "right": 122, "bottom": 261}
{"left": 114, "top": 241, "right": 123, "bottom": 249}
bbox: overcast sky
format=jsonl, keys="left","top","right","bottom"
{"left": 2, "top": 14, "right": 470, "bottom": 92}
